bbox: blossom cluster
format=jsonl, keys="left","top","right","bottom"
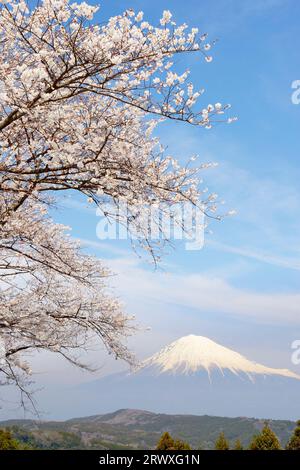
{"left": 0, "top": 0, "right": 234, "bottom": 406}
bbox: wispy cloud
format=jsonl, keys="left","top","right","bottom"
{"left": 207, "top": 240, "right": 300, "bottom": 271}
{"left": 107, "top": 257, "right": 300, "bottom": 326}
{"left": 78, "top": 238, "right": 130, "bottom": 257}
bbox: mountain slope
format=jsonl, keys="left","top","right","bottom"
{"left": 68, "top": 335, "right": 300, "bottom": 421}
{"left": 140, "top": 335, "right": 300, "bottom": 380}
{"left": 7, "top": 335, "right": 298, "bottom": 421}
{"left": 1, "top": 409, "right": 296, "bottom": 449}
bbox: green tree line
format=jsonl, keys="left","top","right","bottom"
{"left": 1, "top": 420, "right": 300, "bottom": 450}
{"left": 156, "top": 420, "right": 300, "bottom": 451}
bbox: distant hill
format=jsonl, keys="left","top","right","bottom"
{"left": 0, "top": 409, "right": 296, "bottom": 449}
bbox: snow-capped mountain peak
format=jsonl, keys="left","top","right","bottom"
{"left": 140, "top": 335, "right": 300, "bottom": 380}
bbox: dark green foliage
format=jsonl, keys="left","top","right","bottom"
{"left": 0, "top": 410, "right": 295, "bottom": 450}
{"left": 156, "top": 432, "right": 191, "bottom": 450}
{"left": 0, "top": 429, "right": 23, "bottom": 450}
{"left": 173, "top": 439, "right": 191, "bottom": 450}
{"left": 10, "top": 426, "right": 38, "bottom": 449}
{"left": 233, "top": 439, "right": 243, "bottom": 450}
{"left": 286, "top": 420, "right": 300, "bottom": 450}
{"left": 46, "top": 431, "right": 83, "bottom": 449}
{"left": 10, "top": 426, "right": 83, "bottom": 450}
{"left": 156, "top": 432, "right": 175, "bottom": 450}
{"left": 249, "top": 423, "right": 281, "bottom": 450}
{"left": 215, "top": 432, "right": 229, "bottom": 450}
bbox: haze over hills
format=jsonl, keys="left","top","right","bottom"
{"left": 44, "top": 335, "right": 300, "bottom": 421}
{"left": 2, "top": 335, "right": 298, "bottom": 422}
{"left": 0, "top": 408, "right": 296, "bottom": 449}
{"left": 74, "top": 335, "right": 300, "bottom": 420}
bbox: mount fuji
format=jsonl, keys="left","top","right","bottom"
{"left": 54, "top": 335, "right": 300, "bottom": 420}
{"left": 139, "top": 335, "right": 300, "bottom": 380}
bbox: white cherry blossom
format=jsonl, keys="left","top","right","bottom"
{"left": 0, "top": 0, "right": 233, "bottom": 408}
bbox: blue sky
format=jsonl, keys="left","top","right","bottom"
{"left": 3, "top": 0, "right": 300, "bottom": 419}
{"left": 52, "top": 0, "right": 300, "bottom": 368}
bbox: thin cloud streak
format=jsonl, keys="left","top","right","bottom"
{"left": 207, "top": 240, "right": 300, "bottom": 271}
{"left": 107, "top": 257, "right": 300, "bottom": 326}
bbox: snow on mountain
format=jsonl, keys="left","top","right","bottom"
{"left": 26, "top": 335, "right": 300, "bottom": 420}
{"left": 139, "top": 335, "right": 300, "bottom": 380}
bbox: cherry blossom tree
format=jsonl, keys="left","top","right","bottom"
{"left": 0, "top": 0, "right": 233, "bottom": 407}
{"left": 0, "top": 195, "right": 136, "bottom": 408}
